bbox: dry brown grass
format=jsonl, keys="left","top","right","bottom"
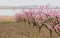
{"left": 0, "top": 16, "right": 15, "bottom": 22}
{"left": 0, "top": 22, "right": 60, "bottom": 38}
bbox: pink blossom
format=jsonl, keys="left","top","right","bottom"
{"left": 15, "top": 6, "right": 60, "bottom": 31}
{"left": 58, "top": 18, "right": 60, "bottom": 22}
{"left": 50, "top": 25, "right": 59, "bottom": 30}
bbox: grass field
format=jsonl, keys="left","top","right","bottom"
{"left": 0, "top": 22, "right": 60, "bottom": 38}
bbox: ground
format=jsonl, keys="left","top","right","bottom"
{"left": 0, "top": 22, "right": 60, "bottom": 38}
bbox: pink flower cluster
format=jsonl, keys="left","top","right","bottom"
{"left": 15, "top": 5, "right": 60, "bottom": 31}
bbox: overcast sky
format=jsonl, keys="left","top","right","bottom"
{"left": 0, "top": 0, "right": 60, "bottom": 16}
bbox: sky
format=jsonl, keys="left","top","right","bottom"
{"left": 0, "top": 0, "right": 60, "bottom": 16}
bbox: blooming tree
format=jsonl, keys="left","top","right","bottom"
{"left": 15, "top": 5, "right": 60, "bottom": 38}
